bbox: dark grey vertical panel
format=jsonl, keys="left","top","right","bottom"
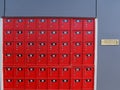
{"left": 98, "top": 0, "right": 120, "bottom": 90}
{"left": 0, "top": 0, "right": 4, "bottom": 17}
{"left": 5, "top": 0, "right": 96, "bottom": 17}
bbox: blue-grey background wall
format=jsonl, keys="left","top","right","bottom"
{"left": 1, "top": 0, "right": 120, "bottom": 90}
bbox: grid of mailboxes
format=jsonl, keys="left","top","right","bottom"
{"left": 3, "top": 17, "right": 95, "bottom": 90}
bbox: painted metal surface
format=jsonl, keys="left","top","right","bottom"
{"left": 3, "top": 17, "right": 95, "bottom": 90}
{"left": 4, "top": 0, "right": 96, "bottom": 17}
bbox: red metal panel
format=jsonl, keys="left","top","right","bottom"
{"left": 15, "top": 18, "right": 26, "bottom": 29}
{"left": 48, "top": 54, "right": 59, "bottom": 65}
{"left": 4, "top": 41, "right": 14, "bottom": 53}
{"left": 4, "top": 79, "right": 14, "bottom": 89}
{"left": 4, "top": 67, "right": 14, "bottom": 78}
{"left": 71, "top": 67, "right": 83, "bottom": 79}
{"left": 71, "top": 42, "right": 82, "bottom": 53}
{"left": 59, "top": 79, "right": 70, "bottom": 89}
{"left": 4, "top": 53, "right": 14, "bottom": 65}
{"left": 25, "top": 18, "right": 37, "bottom": 30}
{"left": 83, "top": 53, "right": 94, "bottom": 64}
{"left": 36, "top": 30, "right": 48, "bottom": 41}
{"left": 14, "top": 67, "right": 25, "bottom": 78}
{"left": 59, "top": 30, "right": 70, "bottom": 41}
{"left": 3, "top": 18, "right": 15, "bottom": 29}
{"left": 36, "top": 18, "right": 48, "bottom": 30}
{"left": 59, "top": 67, "right": 71, "bottom": 79}
{"left": 26, "top": 53, "right": 36, "bottom": 65}
{"left": 60, "top": 18, "right": 70, "bottom": 30}
{"left": 48, "top": 31, "right": 59, "bottom": 41}
{"left": 14, "top": 53, "right": 25, "bottom": 65}
{"left": 59, "top": 42, "right": 70, "bottom": 53}
{"left": 36, "top": 42, "right": 47, "bottom": 53}
{"left": 48, "top": 79, "right": 59, "bottom": 89}
{"left": 83, "top": 42, "right": 94, "bottom": 53}
{"left": 14, "top": 79, "right": 25, "bottom": 89}
{"left": 25, "top": 67, "right": 36, "bottom": 78}
{"left": 71, "top": 53, "right": 83, "bottom": 65}
{"left": 83, "top": 19, "right": 95, "bottom": 30}
{"left": 83, "top": 66, "right": 94, "bottom": 78}
{"left": 25, "top": 42, "right": 36, "bottom": 53}
{"left": 37, "top": 67, "right": 48, "bottom": 79}
{"left": 83, "top": 79, "right": 94, "bottom": 89}
{"left": 48, "top": 42, "right": 59, "bottom": 53}
{"left": 71, "top": 79, "right": 82, "bottom": 89}
{"left": 36, "top": 53, "right": 47, "bottom": 65}
{"left": 71, "top": 18, "right": 83, "bottom": 30}
{"left": 83, "top": 31, "right": 94, "bottom": 42}
{"left": 14, "top": 30, "right": 25, "bottom": 41}
{"left": 25, "top": 79, "right": 37, "bottom": 89}
{"left": 59, "top": 54, "right": 70, "bottom": 65}
{"left": 48, "top": 18, "right": 59, "bottom": 30}
{"left": 25, "top": 30, "right": 36, "bottom": 41}
{"left": 71, "top": 31, "right": 83, "bottom": 42}
{"left": 14, "top": 42, "right": 25, "bottom": 53}
{"left": 3, "top": 30, "right": 14, "bottom": 41}
{"left": 37, "top": 79, "right": 48, "bottom": 89}
{"left": 48, "top": 67, "right": 59, "bottom": 78}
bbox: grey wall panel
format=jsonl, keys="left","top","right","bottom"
{"left": 98, "top": 0, "right": 120, "bottom": 90}
{"left": 0, "top": 0, "right": 4, "bottom": 17}
{"left": 5, "top": 0, "right": 96, "bottom": 17}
